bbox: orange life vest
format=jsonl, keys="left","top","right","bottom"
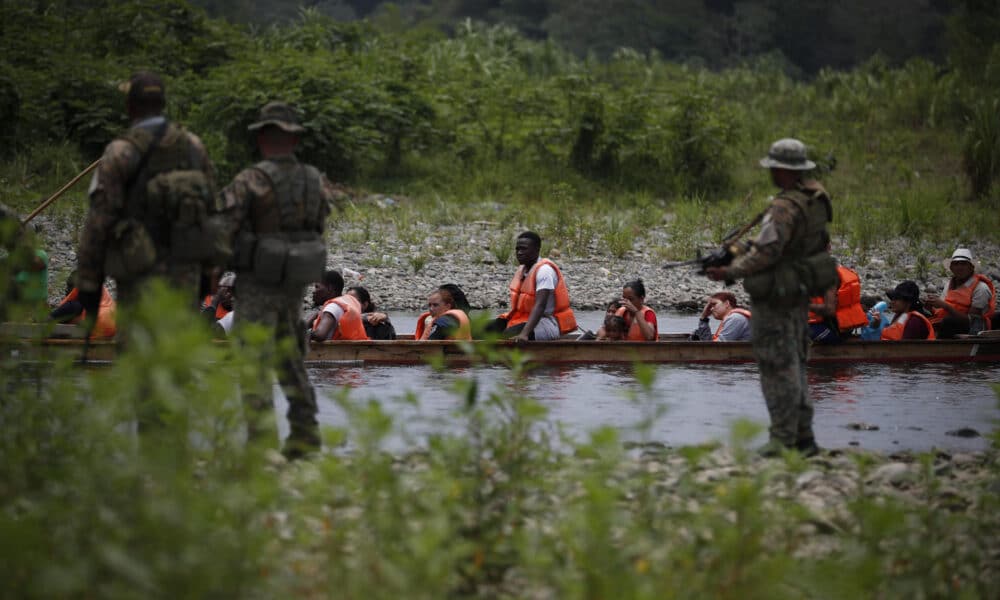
{"left": 881, "top": 311, "right": 936, "bottom": 341}
{"left": 58, "top": 287, "right": 117, "bottom": 339}
{"left": 931, "top": 274, "right": 996, "bottom": 326}
{"left": 502, "top": 258, "right": 577, "bottom": 334}
{"left": 414, "top": 309, "right": 472, "bottom": 340}
{"left": 313, "top": 294, "right": 368, "bottom": 340}
{"left": 202, "top": 294, "right": 231, "bottom": 320}
{"left": 614, "top": 305, "right": 658, "bottom": 341}
{"left": 713, "top": 308, "right": 751, "bottom": 341}
{"left": 807, "top": 266, "right": 867, "bottom": 330}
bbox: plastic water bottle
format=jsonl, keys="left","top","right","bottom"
{"left": 860, "top": 301, "right": 891, "bottom": 340}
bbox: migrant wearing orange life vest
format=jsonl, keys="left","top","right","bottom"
{"left": 713, "top": 308, "right": 752, "bottom": 341}
{"left": 58, "top": 287, "right": 117, "bottom": 339}
{"left": 614, "top": 305, "right": 658, "bottom": 341}
{"left": 930, "top": 274, "right": 996, "bottom": 328}
{"left": 500, "top": 258, "right": 577, "bottom": 334}
{"left": 414, "top": 309, "right": 472, "bottom": 340}
{"left": 881, "top": 311, "right": 936, "bottom": 341}
{"left": 807, "top": 265, "right": 867, "bottom": 331}
{"left": 312, "top": 294, "right": 368, "bottom": 340}
{"left": 202, "top": 294, "right": 230, "bottom": 319}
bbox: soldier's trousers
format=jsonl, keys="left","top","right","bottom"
{"left": 749, "top": 300, "right": 814, "bottom": 446}
{"left": 117, "top": 268, "right": 202, "bottom": 435}
{"left": 235, "top": 280, "right": 319, "bottom": 454}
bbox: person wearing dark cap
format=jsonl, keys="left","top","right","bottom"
{"left": 926, "top": 248, "right": 996, "bottom": 338}
{"left": 880, "top": 281, "right": 935, "bottom": 340}
{"left": 220, "top": 101, "right": 343, "bottom": 461}
{"left": 76, "top": 71, "right": 223, "bottom": 325}
{"left": 705, "top": 138, "right": 835, "bottom": 458}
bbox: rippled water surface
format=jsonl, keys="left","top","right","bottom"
{"left": 276, "top": 312, "right": 1000, "bottom": 452}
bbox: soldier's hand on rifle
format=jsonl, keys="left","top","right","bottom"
{"left": 705, "top": 266, "right": 728, "bottom": 281}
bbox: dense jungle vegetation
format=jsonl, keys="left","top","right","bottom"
{"left": 1, "top": 0, "right": 999, "bottom": 258}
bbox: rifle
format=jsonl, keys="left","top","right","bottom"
{"left": 663, "top": 193, "right": 764, "bottom": 281}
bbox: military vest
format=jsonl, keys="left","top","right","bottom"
{"left": 104, "top": 121, "right": 227, "bottom": 280}
{"left": 237, "top": 157, "right": 327, "bottom": 288}
{"left": 743, "top": 180, "right": 837, "bottom": 303}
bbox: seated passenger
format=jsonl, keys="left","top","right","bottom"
{"left": 202, "top": 272, "right": 235, "bottom": 321}
{"left": 596, "top": 279, "right": 658, "bottom": 341}
{"left": 881, "top": 281, "right": 935, "bottom": 340}
{"left": 485, "top": 231, "right": 576, "bottom": 341}
{"left": 347, "top": 285, "right": 396, "bottom": 340}
{"left": 49, "top": 270, "right": 117, "bottom": 339}
{"left": 415, "top": 288, "right": 472, "bottom": 340}
{"left": 808, "top": 264, "right": 868, "bottom": 344}
{"left": 439, "top": 283, "right": 472, "bottom": 313}
{"left": 310, "top": 270, "right": 369, "bottom": 341}
{"left": 599, "top": 314, "right": 628, "bottom": 341}
{"left": 926, "top": 248, "right": 996, "bottom": 338}
{"left": 690, "top": 292, "right": 751, "bottom": 342}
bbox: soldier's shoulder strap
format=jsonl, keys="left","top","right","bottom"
{"left": 119, "top": 121, "right": 170, "bottom": 197}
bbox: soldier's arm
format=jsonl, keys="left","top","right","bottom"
{"left": 725, "top": 198, "right": 801, "bottom": 279}
{"left": 218, "top": 169, "right": 263, "bottom": 239}
{"left": 188, "top": 132, "right": 217, "bottom": 192}
{"left": 76, "top": 141, "right": 139, "bottom": 293}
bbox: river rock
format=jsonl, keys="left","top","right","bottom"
{"left": 866, "top": 462, "right": 913, "bottom": 486}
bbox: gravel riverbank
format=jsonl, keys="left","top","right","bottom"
{"left": 32, "top": 206, "right": 1000, "bottom": 313}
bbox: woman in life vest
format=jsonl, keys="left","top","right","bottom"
{"left": 596, "top": 279, "right": 658, "bottom": 341}
{"left": 926, "top": 248, "right": 996, "bottom": 338}
{"left": 415, "top": 287, "right": 472, "bottom": 340}
{"left": 310, "top": 270, "right": 369, "bottom": 341}
{"left": 881, "top": 280, "right": 935, "bottom": 341}
{"left": 691, "top": 291, "right": 751, "bottom": 342}
{"left": 807, "top": 264, "right": 868, "bottom": 344}
{"left": 347, "top": 285, "right": 396, "bottom": 340}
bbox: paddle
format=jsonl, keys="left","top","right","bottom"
{"left": 21, "top": 159, "right": 101, "bottom": 225}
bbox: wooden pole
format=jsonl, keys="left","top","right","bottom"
{"left": 21, "top": 158, "right": 101, "bottom": 225}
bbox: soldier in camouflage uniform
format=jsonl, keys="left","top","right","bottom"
{"left": 221, "top": 102, "right": 338, "bottom": 460}
{"left": 706, "top": 139, "right": 832, "bottom": 457}
{"left": 76, "top": 71, "right": 217, "bottom": 319}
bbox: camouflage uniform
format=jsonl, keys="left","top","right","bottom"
{"left": 222, "top": 142, "right": 337, "bottom": 457}
{"left": 77, "top": 116, "right": 215, "bottom": 306}
{"left": 726, "top": 139, "right": 831, "bottom": 452}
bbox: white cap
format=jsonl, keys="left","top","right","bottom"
{"left": 950, "top": 248, "right": 973, "bottom": 264}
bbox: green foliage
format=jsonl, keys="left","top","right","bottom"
{"left": 962, "top": 98, "right": 1000, "bottom": 200}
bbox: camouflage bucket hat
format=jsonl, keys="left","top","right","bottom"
{"left": 247, "top": 101, "right": 306, "bottom": 133}
{"left": 759, "top": 138, "right": 816, "bottom": 170}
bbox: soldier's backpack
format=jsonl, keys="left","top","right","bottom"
{"left": 104, "top": 121, "right": 231, "bottom": 281}
{"left": 233, "top": 158, "right": 326, "bottom": 288}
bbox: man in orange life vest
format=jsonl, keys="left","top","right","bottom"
{"left": 310, "top": 269, "right": 369, "bottom": 341}
{"left": 486, "top": 231, "right": 577, "bottom": 341}
{"left": 926, "top": 248, "right": 996, "bottom": 338}
{"left": 201, "top": 271, "right": 235, "bottom": 321}
{"left": 807, "top": 264, "right": 868, "bottom": 343}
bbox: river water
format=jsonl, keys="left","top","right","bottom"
{"left": 282, "top": 311, "right": 1000, "bottom": 453}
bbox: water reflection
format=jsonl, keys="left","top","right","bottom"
{"left": 290, "top": 362, "right": 1000, "bottom": 453}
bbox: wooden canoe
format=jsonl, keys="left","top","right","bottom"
{"left": 6, "top": 324, "right": 1000, "bottom": 366}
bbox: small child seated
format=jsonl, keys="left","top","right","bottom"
{"left": 599, "top": 314, "right": 628, "bottom": 341}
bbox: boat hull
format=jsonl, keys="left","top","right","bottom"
{"left": 10, "top": 333, "right": 1000, "bottom": 366}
